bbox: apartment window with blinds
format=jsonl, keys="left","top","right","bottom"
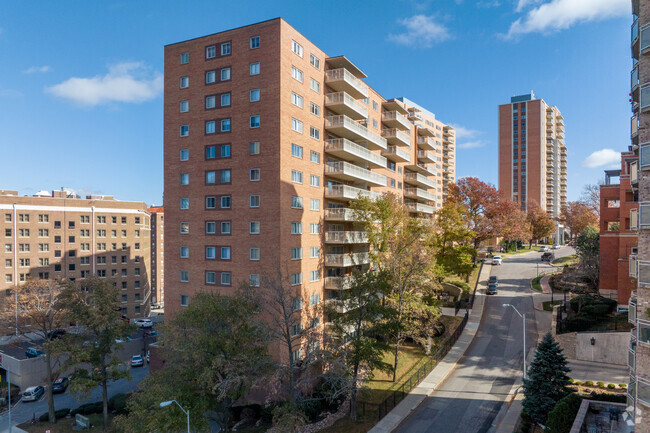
{"left": 291, "top": 66, "right": 303, "bottom": 83}
{"left": 291, "top": 170, "right": 303, "bottom": 184}
{"left": 291, "top": 92, "right": 303, "bottom": 108}
{"left": 291, "top": 248, "right": 302, "bottom": 260}
{"left": 291, "top": 118, "right": 303, "bottom": 133}
{"left": 291, "top": 196, "right": 303, "bottom": 209}
{"left": 310, "top": 54, "right": 320, "bottom": 69}
{"left": 291, "top": 40, "right": 303, "bottom": 57}
{"left": 291, "top": 272, "right": 303, "bottom": 285}
{"left": 291, "top": 222, "right": 302, "bottom": 234}
{"left": 291, "top": 144, "right": 303, "bottom": 158}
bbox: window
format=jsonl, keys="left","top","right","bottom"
{"left": 80, "top": 215, "right": 89, "bottom": 223}
{"left": 291, "top": 272, "right": 303, "bottom": 285}
{"left": 310, "top": 270, "right": 320, "bottom": 282}
{"left": 221, "top": 247, "right": 231, "bottom": 260}
{"left": 310, "top": 102, "right": 320, "bottom": 117}
{"left": 206, "top": 45, "right": 216, "bottom": 59}
{"left": 220, "top": 144, "right": 231, "bottom": 158}
{"left": 221, "top": 221, "right": 231, "bottom": 234}
{"left": 310, "top": 292, "right": 320, "bottom": 305}
{"left": 180, "top": 76, "right": 189, "bottom": 88}
{"left": 221, "top": 119, "right": 231, "bottom": 132}
{"left": 291, "top": 196, "right": 303, "bottom": 209}
{"left": 4, "top": 213, "right": 10, "bottom": 222}
{"left": 249, "top": 62, "right": 260, "bottom": 75}
{"left": 250, "top": 115, "right": 260, "bottom": 128}
{"left": 205, "top": 95, "right": 216, "bottom": 109}
{"left": 221, "top": 93, "right": 231, "bottom": 106}
{"left": 39, "top": 243, "right": 49, "bottom": 252}
{"left": 310, "top": 223, "right": 320, "bottom": 234}
{"left": 221, "top": 67, "right": 231, "bottom": 81}
{"left": 310, "top": 175, "right": 320, "bottom": 187}
{"left": 180, "top": 222, "right": 189, "bottom": 234}
{"left": 291, "top": 118, "right": 303, "bottom": 133}
{"left": 310, "top": 126, "right": 320, "bottom": 140}
{"left": 221, "top": 170, "right": 232, "bottom": 183}
{"left": 291, "top": 92, "right": 303, "bottom": 108}
{"left": 221, "top": 42, "right": 231, "bottom": 55}
{"left": 180, "top": 270, "right": 189, "bottom": 282}
{"left": 291, "top": 323, "right": 302, "bottom": 337}
{"left": 180, "top": 125, "right": 189, "bottom": 137}
{"left": 372, "top": 119, "right": 378, "bottom": 129}
{"left": 291, "top": 144, "right": 303, "bottom": 158}
{"left": 221, "top": 272, "right": 231, "bottom": 285}
{"left": 206, "top": 271, "right": 216, "bottom": 285}
{"left": 291, "top": 170, "right": 303, "bottom": 184}
{"left": 250, "top": 89, "right": 260, "bottom": 102}
{"left": 291, "top": 222, "right": 302, "bottom": 234}
{"left": 372, "top": 100, "right": 379, "bottom": 111}
{"left": 180, "top": 149, "right": 189, "bottom": 161}
{"left": 291, "top": 66, "right": 303, "bottom": 82}
{"left": 180, "top": 198, "right": 189, "bottom": 209}
{"left": 250, "top": 36, "right": 260, "bottom": 49}
{"left": 250, "top": 221, "right": 260, "bottom": 234}
{"left": 180, "top": 173, "right": 189, "bottom": 185}
{"left": 206, "top": 196, "right": 217, "bottom": 209}
{"left": 250, "top": 248, "right": 260, "bottom": 260}
{"left": 205, "top": 121, "right": 216, "bottom": 134}
{"left": 180, "top": 52, "right": 189, "bottom": 64}
{"left": 310, "top": 78, "right": 320, "bottom": 93}
{"left": 310, "top": 151, "right": 320, "bottom": 164}
{"left": 206, "top": 221, "right": 216, "bottom": 234}
{"left": 180, "top": 295, "right": 189, "bottom": 306}
{"left": 206, "top": 70, "right": 216, "bottom": 83}
{"left": 249, "top": 274, "right": 260, "bottom": 287}
{"left": 291, "top": 40, "right": 303, "bottom": 57}
{"left": 291, "top": 247, "right": 302, "bottom": 260}
{"left": 310, "top": 54, "right": 320, "bottom": 69}
{"left": 292, "top": 297, "right": 303, "bottom": 311}
{"left": 310, "top": 246, "right": 320, "bottom": 258}
{"left": 250, "top": 195, "right": 260, "bottom": 208}
{"left": 250, "top": 168, "right": 260, "bottom": 181}
{"left": 310, "top": 199, "right": 320, "bottom": 211}
{"left": 180, "top": 246, "right": 189, "bottom": 258}
{"left": 18, "top": 214, "right": 29, "bottom": 222}
{"left": 206, "top": 247, "right": 216, "bottom": 259}
{"left": 220, "top": 196, "right": 231, "bottom": 208}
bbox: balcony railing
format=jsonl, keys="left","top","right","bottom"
{"left": 632, "top": 65, "right": 639, "bottom": 91}
{"left": 324, "top": 231, "right": 369, "bottom": 244}
{"left": 632, "top": 115, "right": 639, "bottom": 138}
{"left": 381, "top": 145, "right": 410, "bottom": 163}
{"left": 405, "top": 202, "right": 434, "bottom": 214}
{"left": 325, "top": 138, "right": 387, "bottom": 168}
{"left": 325, "top": 91, "right": 369, "bottom": 120}
{"left": 404, "top": 187, "right": 436, "bottom": 202}
{"left": 325, "top": 68, "right": 369, "bottom": 99}
{"left": 417, "top": 150, "right": 435, "bottom": 163}
{"left": 404, "top": 172, "right": 436, "bottom": 189}
{"left": 324, "top": 276, "right": 353, "bottom": 290}
{"left": 382, "top": 111, "right": 410, "bottom": 130}
{"left": 324, "top": 208, "right": 358, "bottom": 222}
{"left": 417, "top": 136, "right": 436, "bottom": 151}
{"left": 325, "top": 252, "right": 370, "bottom": 267}
{"left": 642, "top": 24, "right": 650, "bottom": 54}
{"left": 326, "top": 115, "right": 387, "bottom": 150}
{"left": 325, "top": 184, "right": 382, "bottom": 201}
{"left": 631, "top": 208, "right": 639, "bottom": 231}
{"left": 631, "top": 161, "right": 639, "bottom": 185}
{"left": 326, "top": 161, "right": 387, "bottom": 187}
{"left": 381, "top": 128, "right": 410, "bottom": 147}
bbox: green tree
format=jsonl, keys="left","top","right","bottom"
{"left": 546, "top": 393, "right": 583, "bottom": 433}
{"left": 115, "top": 289, "right": 273, "bottom": 432}
{"left": 326, "top": 270, "right": 395, "bottom": 420}
{"left": 57, "top": 278, "right": 133, "bottom": 430}
{"left": 522, "top": 333, "right": 571, "bottom": 425}
{"left": 434, "top": 200, "right": 476, "bottom": 280}
{"left": 575, "top": 225, "right": 599, "bottom": 290}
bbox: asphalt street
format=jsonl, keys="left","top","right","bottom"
{"left": 395, "top": 247, "right": 574, "bottom": 433}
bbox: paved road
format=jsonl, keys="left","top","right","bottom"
{"left": 395, "top": 247, "right": 573, "bottom": 433}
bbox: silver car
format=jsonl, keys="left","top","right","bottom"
{"left": 22, "top": 385, "right": 45, "bottom": 402}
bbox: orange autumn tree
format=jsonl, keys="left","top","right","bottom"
{"left": 560, "top": 202, "right": 598, "bottom": 239}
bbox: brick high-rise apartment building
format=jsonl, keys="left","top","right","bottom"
{"left": 0, "top": 189, "right": 151, "bottom": 321}
{"left": 498, "top": 92, "right": 567, "bottom": 242}
{"left": 148, "top": 206, "right": 164, "bottom": 306}
{"left": 163, "top": 18, "right": 456, "bottom": 359}
{"left": 628, "top": 0, "right": 650, "bottom": 426}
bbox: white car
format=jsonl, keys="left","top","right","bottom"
{"left": 492, "top": 255, "right": 502, "bottom": 265}
{"left": 134, "top": 318, "right": 153, "bottom": 328}
{"left": 539, "top": 246, "right": 550, "bottom": 252}
{"left": 552, "top": 244, "right": 561, "bottom": 250}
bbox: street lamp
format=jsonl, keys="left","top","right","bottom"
{"left": 503, "top": 303, "right": 527, "bottom": 380}
{"left": 160, "top": 400, "right": 190, "bottom": 433}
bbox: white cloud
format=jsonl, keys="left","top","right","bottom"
{"left": 46, "top": 62, "right": 163, "bottom": 106}
{"left": 515, "top": 0, "right": 543, "bottom": 12}
{"left": 477, "top": 0, "right": 502, "bottom": 8}
{"left": 449, "top": 124, "right": 480, "bottom": 140}
{"left": 23, "top": 65, "right": 51, "bottom": 74}
{"left": 457, "top": 140, "right": 486, "bottom": 149}
{"left": 388, "top": 15, "right": 451, "bottom": 48}
{"left": 507, "top": 0, "right": 629, "bottom": 38}
{"left": 582, "top": 149, "right": 620, "bottom": 168}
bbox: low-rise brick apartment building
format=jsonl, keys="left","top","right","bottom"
{"left": 599, "top": 150, "right": 638, "bottom": 307}
{"left": 149, "top": 206, "right": 164, "bottom": 306}
{"left": 163, "top": 18, "right": 457, "bottom": 361}
{"left": 0, "top": 189, "right": 152, "bottom": 322}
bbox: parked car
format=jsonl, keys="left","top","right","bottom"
{"left": 488, "top": 275, "right": 498, "bottom": 284}
{"left": 115, "top": 336, "right": 132, "bottom": 343}
{"left": 541, "top": 252, "right": 554, "bottom": 262}
{"left": 539, "top": 246, "right": 550, "bottom": 252}
{"left": 52, "top": 377, "right": 69, "bottom": 394}
{"left": 25, "top": 348, "right": 44, "bottom": 358}
{"left": 487, "top": 283, "right": 498, "bottom": 295}
{"left": 492, "top": 255, "right": 502, "bottom": 265}
{"left": 552, "top": 244, "right": 561, "bottom": 250}
{"left": 131, "top": 355, "right": 144, "bottom": 367}
{"left": 22, "top": 386, "right": 45, "bottom": 402}
{"left": 568, "top": 240, "right": 575, "bottom": 247}
{"left": 134, "top": 318, "right": 153, "bottom": 328}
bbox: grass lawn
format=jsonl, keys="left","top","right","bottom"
{"left": 19, "top": 414, "right": 114, "bottom": 433}
{"left": 542, "top": 300, "right": 563, "bottom": 311}
{"left": 499, "top": 245, "right": 542, "bottom": 256}
{"left": 531, "top": 274, "right": 546, "bottom": 292}
{"left": 552, "top": 254, "right": 579, "bottom": 266}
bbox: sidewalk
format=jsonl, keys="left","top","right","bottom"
{"left": 368, "top": 263, "right": 491, "bottom": 433}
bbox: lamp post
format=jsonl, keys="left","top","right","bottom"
{"left": 160, "top": 400, "right": 190, "bottom": 433}
{"left": 503, "top": 303, "right": 527, "bottom": 380}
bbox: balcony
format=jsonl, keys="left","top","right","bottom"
{"left": 325, "top": 252, "right": 370, "bottom": 267}
{"left": 404, "top": 187, "right": 436, "bottom": 202}
{"left": 406, "top": 161, "right": 435, "bottom": 176}
{"left": 324, "top": 208, "right": 359, "bottom": 222}
{"left": 406, "top": 202, "right": 434, "bottom": 214}
{"left": 417, "top": 150, "right": 435, "bottom": 163}
{"left": 326, "top": 161, "right": 387, "bottom": 187}
{"left": 417, "top": 136, "right": 436, "bottom": 151}
{"left": 631, "top": 208, "right": 639, "bottom": 231}
{"left": 324, "top": 231, "right": 369, "bottom": 244}
{"left": 631, "top": 160, "right": 639, "bottom": 185}
{"left": 325, "top": 138, "right": 387, "bottom": 168}
{"left": 325, "top": 68, "right": 369, "bottom": 99}
{"left": 382, "top": 111, "right": 411, "bottom": 130}
{"left": 642, "top": 24, "right": 650, "bottom": 55}
{"left": 326, "top": 184, "right": 382, "bottom": 201}
{"left": 381, "top": 128, "right": 410, "bottom": 147}
{"left": 632, "top": 115, "right": 639, "bottom": 139}
{"left": 381, "top": 145, "right": 411, "bottom": 163}
{"left": 324, "top": 276, "right": 353, "bottom": 290}
{"left": 326, "top": 115, "right": 387, "bottom": 150}
{"left": 404, "top": 172, "right": 436, "bottom": 189}
{"left": 417, "top": 127, "right": 434, "bottom": 137}
{"left": 632, "top": 65, "right": 639, "bottom": 92}
{"left": 325, "top": 91, "right": 369, "bottom": 120}
{"left": 641, "top": 85, "right": 650, "bottom": 112}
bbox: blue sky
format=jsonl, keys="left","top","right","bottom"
{"left": 0, "top": 0, "right": 632, "bottom": 205}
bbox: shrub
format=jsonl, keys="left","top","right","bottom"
{"left": 607, "top": 384, "right": 616, "bottom": 389}
{"left": 546, "top": 393, "right": 583, "bottom": 433}
{"left": 38, "top": 408, "right": 70, "bottom": 422}
{"left": 574, "top": 381, "right": 582, "bottom": 386}
{"left": 584, "top": 381, "right": 594, "bottom": 387}
{"left": 562, "top": 316, "right": 596, "bottom": 333}
{"left": 71, "top": 402, "right": 103, "bottom": 416}
{"left": 619, "top": 384, "right": 627, "bottom": 389}
{"left": 568, "top": 378, "right": 575, "bottom": 384}
{"left": 596, "top": 381, "right": 605, "bottom": 388}
{"left": 109, "top": 393, "right": 127, "bottom": 414}
{"left": 588, "top": 392, "right": 626, "bottom": 403}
